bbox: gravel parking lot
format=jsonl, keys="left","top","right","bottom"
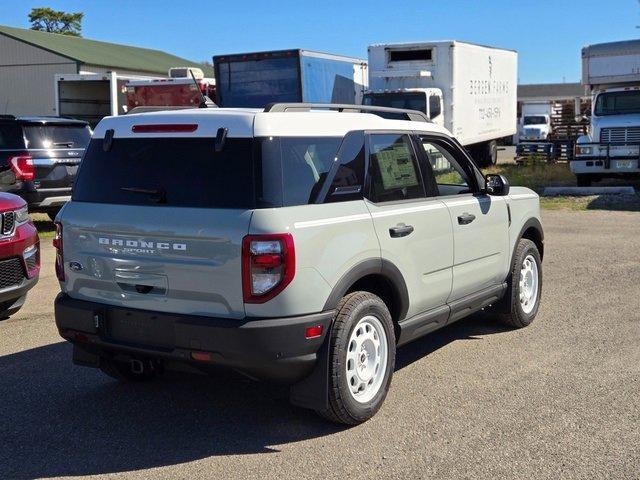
{"left": 0, "top": 209, "right": 638, "bottom": 480}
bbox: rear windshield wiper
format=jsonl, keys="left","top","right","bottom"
{"left": 120, "top": 186, "right": 167, "bottom": 204}
{"left": 54, "top": 141, "right": 73, "bottom": 147}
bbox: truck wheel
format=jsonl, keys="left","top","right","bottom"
{"left": 316, "top": 291, "right": 396, "bottom": 425}
{"left": 498, "top": 239, "right": 542, "bottom": 328}
{"left": 576, "top": 175, "right": 592, "bottom": 187}
{"left": 486, "top": 140, "right": 498, "bottom": 166}
{"left": 99, "top": 357, "right": 159, "bottom": 382}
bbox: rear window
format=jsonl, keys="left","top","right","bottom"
{"left": 23, "top": 124, "right": 91, "bottom": 149}
{"left": 73, "top": 137, "right": 255, "bottom": 209}
{"left": 0, "top": 123, "right": 22, "bottom": 149}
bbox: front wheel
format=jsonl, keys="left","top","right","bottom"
{"left": 316, "top": 291, "right": 396, "bottom": 425}
{"left": 498, "top": 238, "right": 542, "bottom": 328}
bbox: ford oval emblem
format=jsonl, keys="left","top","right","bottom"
{"left": 69, "top": 261, "right": 83, "bottom": 271}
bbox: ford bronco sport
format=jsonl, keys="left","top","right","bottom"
{"left": 54, "top": 103, "right": 543, "bottom": 425}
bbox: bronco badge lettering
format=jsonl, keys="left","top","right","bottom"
{"left": 98, "top": 237, "right": 187, "bottom": 252}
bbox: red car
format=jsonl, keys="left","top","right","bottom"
{"left": 0, "top": 192, "right": 39, "bottom": 318}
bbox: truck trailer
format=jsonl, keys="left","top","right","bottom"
{"left": 363, "top": 41, "right": 517, "bottom": 167}
{"left": 573, "top": 39, "right": 640, "bottom": 185}
{"left": 213, "top": 49, "right": 368, "bottom": 108}
{"left": 54, "top": 72, "right": 162, "bottom": 127}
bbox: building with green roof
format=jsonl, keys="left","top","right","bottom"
{"left": 0, "top": 24, "right": 212, "bottom": 117}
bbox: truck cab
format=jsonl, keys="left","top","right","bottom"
{"left": 573, "top": 40, "right": 640, "bottom": 186}
{"left": 362, "top": 88, "right": 444, "bottom": 125}
{"left": 519, "top": 114, "right": 551, "bottom": 142}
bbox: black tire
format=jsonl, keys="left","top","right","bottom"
{"left": 0, "top": 296, "right": 25, "bottom": 320}
{"left": 576, "top": 175, "right": 592, "bottom": 187}
{"left": 486, "top": 140, "right": 498, "bottom": 166}
{"left": 472, "top": 140, "right": 498, "bottom": 168}
{"left": 497, "top": 238, "right": 542, "bottom": 328}
{"left": 99, "top": 357, "right": 159, "bottom": 382}
{"left": 316, "top": 291, "right": 396, "bottom": 425}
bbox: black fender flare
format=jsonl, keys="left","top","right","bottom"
{"left": 511, "top": 217, "right": 544, "bottom": 266}
{"left": 322, "top": 258, "right": 410, "bottom": 321}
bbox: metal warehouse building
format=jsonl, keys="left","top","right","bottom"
{"left": 0, "top": 25, "right": 212, "bottom": 117}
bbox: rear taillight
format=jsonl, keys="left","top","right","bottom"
{"left": 242, "top": 234, "right": 295, "bottom": 303}
{"left": 8, "top": 154, "right": 34, "bottom": 181}
{"left": 53, "top": 222, "right": 64, "bottom": 281}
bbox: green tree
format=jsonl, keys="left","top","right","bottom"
{"left": 28, "top": 7, "right": 83, "bottom": 36}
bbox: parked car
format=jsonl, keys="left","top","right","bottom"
{"left": 53, "top": 103, "right": 543, "bottom": 424}
{"left": 0, "top": 192, "right": 39, "bottom": 319}
{"left": 0, "top": 115, "right": 91, "bottom": 220}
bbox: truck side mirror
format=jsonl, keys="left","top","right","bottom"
{"left": 485, "top": 174, "right": 510, "bottom": 196}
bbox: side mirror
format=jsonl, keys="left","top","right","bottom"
{"left": 485, "top": 174, "right": 510, "bottom": 196}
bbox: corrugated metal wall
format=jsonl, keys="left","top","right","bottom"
{"left": 0, "top": 34, "right": 77, "bottom": 116}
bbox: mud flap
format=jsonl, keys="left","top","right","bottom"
{"left": 289, "top": 325, "right": 331, "bottom": 411}
{"left": 72, "top": 344, "right": 101, "bottom": 368}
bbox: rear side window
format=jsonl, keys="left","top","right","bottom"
{"left": 73, "top": 137, "right": 255, "bottom": 208}
{"left": 259, "top": 137, "right": 341, "bottom": 207}
{"left": 23, "top": 124, "right": 91, "bottom": 149}
{"left": 0, "top": 123, "right": 22, "bottom": 149}
{"left": 367, "top": 134, "right": 425, "bottom": 202}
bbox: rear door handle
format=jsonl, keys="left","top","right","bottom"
{"left": 389, "top": 224, "right": 414, "bottom": 238}
{"left": 457, "top": 213, "right": 476, "bottom": 225}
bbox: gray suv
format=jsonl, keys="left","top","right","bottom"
{"left": 54, "top": 103, "right": 544, "bottom": 424}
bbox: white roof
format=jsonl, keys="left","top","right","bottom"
{"left": 92, "top": 107, "right": 450, "bottom": 139}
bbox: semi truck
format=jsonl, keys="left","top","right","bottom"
{"left": 573, "top": 39, "right": 640, "bottom": 186}
{"left": 54, "top": 72, "right": 161, "bottom": 127}
{"left": 213, "top": 49, "right": 368, "bottom": 108}
{"left": 362, "top": 41, "right": 517, "bottom": 167}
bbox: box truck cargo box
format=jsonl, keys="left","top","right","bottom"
{"left": 364, "top": 41, "right": 517, "bottom": 166}
{"left": 213, "top": 49, "right": 368, "bottom": 108}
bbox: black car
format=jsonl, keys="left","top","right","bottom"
{"left": 0, "top": 115, "right": 91, "bottom": 220}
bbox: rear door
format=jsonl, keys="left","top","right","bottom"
{"left": 22, "top": 122, "right": 91, "bottom": 190}
{"left": 417, "top": 134, "right": 509, "bottom": 300}
{"left": 364, "top": 132, "right": 453, "bottom": 320}
{"left": 63, "top": 134, "right": 256, "bottom": 319}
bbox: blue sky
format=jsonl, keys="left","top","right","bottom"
{"left": 1, "top": 0, "right": 638, "bottom": 84}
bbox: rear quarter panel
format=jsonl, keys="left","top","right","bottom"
{"left": 246, "top": 200, "right": 379, "bottom": 317}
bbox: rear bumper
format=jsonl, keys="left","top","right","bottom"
{"left": 1, "top": 185, "right": 71, "bottom": 211}
{"left": 54, "top": 293, "right": 334, "bottom": 384}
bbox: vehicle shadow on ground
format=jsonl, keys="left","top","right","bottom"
{"left": 0, "top": 313, "right": 508, "bottom": 479}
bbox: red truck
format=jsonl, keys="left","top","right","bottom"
{"left": 0, "top": 192, "right": 39, "bottom": 319}
{"left": 125, "top": 67, "right": 215, "bottom": 112}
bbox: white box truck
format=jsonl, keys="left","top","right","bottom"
{"left": 54, "top": 72, "right": 161, "bottom": 127}
{"left": 363, "top": 41, "right": 517, "bottom": 166}
{"left": 573, "top": 39, "right": 640, "bottom": 186}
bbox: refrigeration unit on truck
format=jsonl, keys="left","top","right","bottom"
{"left": 125, "top": 67, "right": 216, "bottom": 112}
{"left": 516, "top": 98, "right": 590, "bottom": 163}
{"left": 573, "top": 39, "right": 640, "bottom": 186}
{"left": 54, "top": 72, "right": 161, "bottom": 127}
{"left": 362, "top": 41, "right": 517, "bottom": 167}
{"left": 213, "top": 49, "right": 368, "bottom": 108}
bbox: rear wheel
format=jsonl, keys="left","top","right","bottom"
{"left": 316, "top": 291, "right": 396, "bottom": 425}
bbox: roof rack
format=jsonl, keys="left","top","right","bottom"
{"left": 263, "top": 103, "right": 431, "bottom": 123}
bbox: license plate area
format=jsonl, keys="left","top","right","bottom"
{"left": 106, "top": 309, "right": 175, "bottom": 349}
{"left": 615, "top": 159, "right": 634, "bottom": 169}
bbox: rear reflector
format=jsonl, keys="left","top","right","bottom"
{"left": 305, "top": 325, "right": 323, "bottom": 339}
{"left": 131, "top": 124, "right": 198, "bottom": 133}
{"left": 191, "top": 351, "right": 212, "bottom": 362}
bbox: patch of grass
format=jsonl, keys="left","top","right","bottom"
{"left": 31, "top": 213, "right": 55, "bottom": 238}
{"left": 540, "top": 195, "right": 640, "bottom": 212}
{"left": 483, "top": 162, "right": 576, "bottom": 193}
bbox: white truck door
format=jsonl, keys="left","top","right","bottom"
{"left": 417, "top": 134, "right": 510, "bottom": 301}
{"left": 364, "top": 133, "right": 453, "bottom": 320}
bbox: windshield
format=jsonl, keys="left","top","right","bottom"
{"left": 363, "top": 92, "right": 427, "bottom": 114}
{"left": 595, "top": 91, "right": 640, "bottom": 116}
{"left": 23, "top": 124, "right": 91, "bottom": 149}
{"left": 216, "top": 56, "right": 301, "bottom": 108}
{"left": 523, "top": 116, "right": 547, "bottom": 125}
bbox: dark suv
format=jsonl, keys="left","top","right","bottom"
{"left": 0, "top": 115, "right": 91, "bottom": 220}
